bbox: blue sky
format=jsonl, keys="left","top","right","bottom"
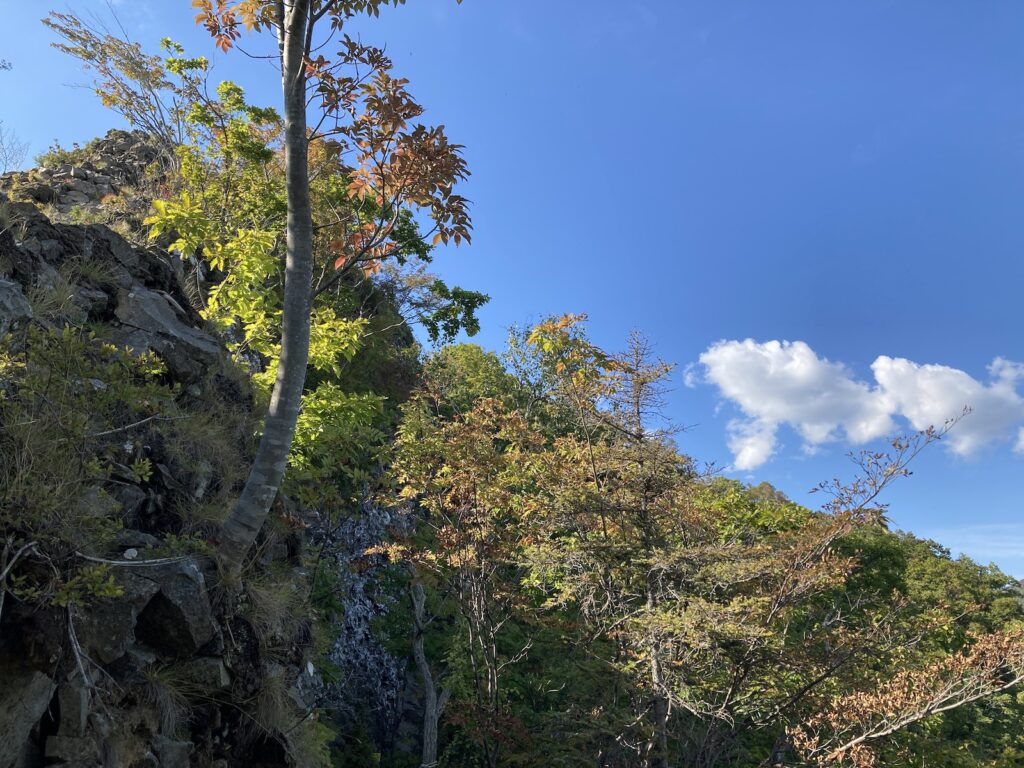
{"left": 3, "top": 1, "right": 1023, "bottom": 573}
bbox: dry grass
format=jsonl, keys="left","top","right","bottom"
{"left": 139, "top": 664, "right": 195, "bottom": 736}
{"left": 242, "top": 568, "right": 306, "bottom": 646}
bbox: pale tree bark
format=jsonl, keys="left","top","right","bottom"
{"left": 459, "top": 564, "right": 505, "bottom": 768}
{"left": 412, "top": 582, "right": 450, "bottom": 768}
{"left": 648, "top": 658, "right": 670, "bottom": 768}
{"left": 463, "top": 575, "right": 498, "bottom": 768}
{"left": 645, "top": 579, "right": 670, "bottom": 768}
{"left": 219, "top": 0, "right": 314, "bottom": 570}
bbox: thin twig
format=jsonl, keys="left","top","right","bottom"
{"left": 75, "top": 551, "right": 190, "bottom": 567}
{"left": 87, "top": 414, "right": 188, "bottom": 438}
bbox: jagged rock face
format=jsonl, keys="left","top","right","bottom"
{"left": 0, "top": 130, "right": 163, "bottom": 214}
{"left": 0, "top": 278, "right": 31, "bottom": 337}
{"left": 77, "top": 570, "right": 161, "bottom": 665}
{"left": 0, "top": 181, "right": 232, "bottom": 762}
{"left": 0, "top": 190, "right": 219, "bottom": 384}
{"left": 324, "top": 501, "right": 420, "bottom": 760}
{"left": 114, "top": 286, "right": 221, "bottom": 383}
{"left": 73, "top": 561, "right": 218, "bottom": 669}
{"left": 132, "top": 561, "right": 217, "bottom": 657}
{"left": 0, "top": 580, "right": 230, "bottom": 768}
{"left": 0, "top": 663, "right": 55, "bottom": 768}
{"left": 0, "top": 141, "right": 312, "bottom": 767}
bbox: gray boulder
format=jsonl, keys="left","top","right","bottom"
{"left": 114, "top": 286, "right": 220, "bottom": 381}
{"left": 77, "top": 570, "right": 160, "bottom": 665}
{"left": 17, "top": 182, "right": 56, "bottom": 204}
{"left": 44, "top": 735, "right": 99, "bottom": 764}
{"left": 0, "top": 664, "right": 55, "bottom": 768}
{"left": 134, "top": 560, "right": 216, "bottom": 656}
{"left": 57, "top": 681, "right": 91, "bottom": 738}
{"left": 79, "top": 558, "right": 217, "bottom": 664}
{"left": 74, "top": 286, "right": 110, "bottom": 317}
{"left": 0, "top": 279, "right": 32, "bottom": 338}
{"left": 152, "top": 736, "right": 191, "bottom": 768}
{"left": 178, "top": 657, "right": 231, "bottom": 690}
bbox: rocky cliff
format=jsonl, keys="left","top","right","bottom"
{"left": 0, "top": 134, "right": 321, "bottom": 768}
{"left": 1, "top": 130, "right": 161, "bottom": 216}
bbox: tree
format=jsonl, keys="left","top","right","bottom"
{"left": 517, "top": 318, "right": 688, "bottom": 767}
{"left": 391, "top": 394, "right": 542, "bottom": 768}
{"left": 521, "top": 322, "right": 958, "bottom": 767}
{"left": 343, "top": 319, "right": 1024, "bottom": 767}
{"left": 44, "top": 13, "right": 197, "bottom": 165}
{"left": 790, "top": 629, "right": 1024, "bottom": 767}
{"left": 394, "top": 318, "right": 1024, "bottom": 768}
{"left": 190, "top": 0, "right": 471, "bottom": 571}
{"left": 0, "top": 60, "right": 23, "bottom": 174}
{"left": 0, "top": 122, "right": 27, "bottom": 173}
{"left": 410, "top": 578, "right": 451, "bottom": 768}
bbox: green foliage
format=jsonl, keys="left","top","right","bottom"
{"left": 698, "top": 476, "right": 811, "bottom": 538}
{"left": 35, "top": 137, "right": 97, "bottom": 168}
{"left": 385, "top": 319, "right": 1024, "bottom": 768}
{"left": 291, "top": 385, "right": 384, "bottom": 502}
{"left": 0, "top": 327, "right": 166, "bottom": 556}
{"left": 50, "top": 564, "right": 124, "bottom": 607}
{"left": 287, "top": 718, "right": 338, "bottom": 768}
{"left": 0, "top": 324, "right": 256, "bottom": 606}
{"left": 420, "top": 281, "right": 489, "bottom": 343}
{"left": 141, "top": 65, "right": 462, "bottom": 513}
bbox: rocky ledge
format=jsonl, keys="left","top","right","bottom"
{"left": 0, "top": 149, "right": 316, "bottom": 767}
{"left": 0, "top": 130, "right": 163, "bottom": 214}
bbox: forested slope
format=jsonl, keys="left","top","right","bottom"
{"left": 0, "top": 5, "right": 1022, "bottom": 768}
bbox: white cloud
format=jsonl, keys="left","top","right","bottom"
{"left": 697, "top": 340, "right": 1024, "bottom": 470}
{"left": 726, "top": 418, "right": 777, "bottom": 471}
{"left": 682, "top": 363, "right": 700, "bottom": 389}
{"left": 872, "top": 356, "right": 1024, "bottom": 456}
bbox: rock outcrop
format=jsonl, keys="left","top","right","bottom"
{"left": 0, "top": 142, "right": 317, "bottom": 768}
{"left": 0, "top": 278, "right": 31, "bottom": 337}
{"left": 0, "top": 130, "right": 163, "bottom": 214}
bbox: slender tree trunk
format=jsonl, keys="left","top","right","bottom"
{"left": 412, "top": 583, "right": 449, "bottom": 768}
{"left": 649, "top": 654, "right": 670, "bottom": 768}
{"left": 646, "top": 581, "right": 670, "bottom": 768}
{"left": 219, "top": 0, "right": 313, "bottom": 570}
{"left": 462, "top": 573, "right": 500, "bottom": 768}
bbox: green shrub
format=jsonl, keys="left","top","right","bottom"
{"left": 0, "top": 325, "right": 254, "bottom": 606}
{"left": 35, "top": 138, "right": 96, "bottom": 168}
